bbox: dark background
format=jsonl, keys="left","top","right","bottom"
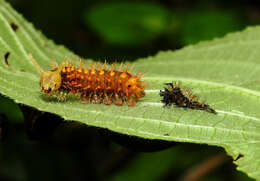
{"left": 0, "top": 0, "right": 259, "bottom": 180}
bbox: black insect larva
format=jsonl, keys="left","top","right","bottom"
{"left": 159, "top": 82, "right": 217, "bottom": 114}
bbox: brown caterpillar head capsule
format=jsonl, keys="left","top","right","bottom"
{"left": 29, "top": 54, "right": 62, "bottom": 95}
{"left": 40, "top": 68, "right": 62, "bottom": 94}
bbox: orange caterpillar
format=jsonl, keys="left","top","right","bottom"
{"left": 29, "top": 54, "right": 147, "bottom": 106}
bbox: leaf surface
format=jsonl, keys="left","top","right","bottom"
{"left": 0, "top": 0, "right": 259, "bottom": 179}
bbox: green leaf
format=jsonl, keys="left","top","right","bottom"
{"left": 0, "top": 0, "right": 259, "bottom": 180}
{"left": 84, "top": 2, "right": 170, "bottom": 46}
{"left": 179, "top": 9, "right": 245, "bottom": 45}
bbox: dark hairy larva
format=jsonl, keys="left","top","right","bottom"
{"left": 159, "top": 82, "right": 217, "bottom": 114}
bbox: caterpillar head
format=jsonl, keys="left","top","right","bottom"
{"left": 29, "top": 54, "right": 62, "bottom": 95}
{"left": 40, "top": 67, "right": 62, "bottom": 94}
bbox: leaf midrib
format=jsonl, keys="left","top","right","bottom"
{"left": 2, "top": 68, "right": 259, "bottom": 100}
{"left": 142, "top": 101, "right": 260, "bottom": 121}
{"left": 0, "top": 71, "right": 259, "bottom": 142}
{"left": 1, "top": 66, "right": 260, "bottom": 122}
